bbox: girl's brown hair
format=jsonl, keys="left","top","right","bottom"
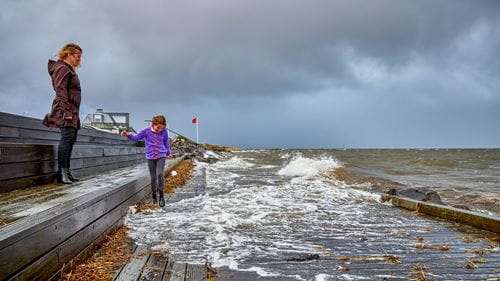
{"left": 152, "top": 115, "right": 166, "bottom": 125}
{"left": 57, "top": 43, "right": 82, "bottom": 60}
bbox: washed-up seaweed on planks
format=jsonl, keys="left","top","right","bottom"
{"left": 466, "top": 248, "right": 487, "bottom": 255}
{"left": 464, "top": 258, "right": 488, "bottom": 270}
{"left": 408, "top": 263, "right": 430, "bottom": 281}
{"left": 58, "top": 226, "right": 134, "bottom": 281}
{"left": 135, "top": 201, "right": 159, "bottom": 213}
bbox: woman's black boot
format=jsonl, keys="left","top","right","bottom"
{"left": 67, "top": 170, "right": 80, "bottom": 182}
{"left": 60, "top": 168, "right": 73, "bottom": 184}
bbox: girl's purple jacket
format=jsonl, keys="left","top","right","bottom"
{"left": 127, "top": 127, "right": 171, "bottom": 159}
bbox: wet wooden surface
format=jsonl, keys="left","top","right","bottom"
{"left": 114, "top": 250, "right": 209, "bottom": 281}
{"left": 0, "top": 158, "right": 184, "bottom": 281}
{"left": 390, "top": 195, "right": 500, "bottom": 233}
{"left": 0, "top": 143, "right": 145, "bottom": 192}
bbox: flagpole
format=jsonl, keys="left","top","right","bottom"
{"left": 196, "top": 119, "right": 199, "bottom": 144}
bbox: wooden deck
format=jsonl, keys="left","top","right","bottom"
{"left": 113, "top": 246, "right": 208, "bottom": 281}
{"left": 0, "top": 158, "right": 185, "bottom": 281}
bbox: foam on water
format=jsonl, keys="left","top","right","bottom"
{"left": 315, "top": 274, "right": 334, "bottom": 281}
{"left": 278, "top": 154, "right": 341, "bottom": 178}
{"left": 203, "top": 150, "right": 222, "bottom": 159}
{"left": 211, "top": 156, "right": 255, "bottom": 169}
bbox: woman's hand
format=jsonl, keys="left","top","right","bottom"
{"left": 121, "top": 130, "right": 129, "bottom": 137}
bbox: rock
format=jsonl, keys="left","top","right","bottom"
{"left": 387, "top": 188, "right": 398, "bottom": 195}
{"left": 170, "top": 137, "right": 222, "bottom": 163}
{"left": 286, "top": 254, "right": 320, "bottom": 262}
{"left": 396, "top": 187, "right": 445, "bottom": 205}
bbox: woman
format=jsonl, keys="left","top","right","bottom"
{"left": 43, "top": 43, "right": 82, "bottom": 184}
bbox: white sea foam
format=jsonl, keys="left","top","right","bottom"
{"left": 212, "top": 156, "right": 255, "bottom": 168}
{"left": 316, "top": 274, "right": 334, "bottom": 281}
{"left": 278, "top": 155, "right": 341, "bottom": 178}
{"left": 204, "top": 150, "right": 222, "bottom": 158}
{"left": 239, "top": 266, "right": 280, "bottom": 277}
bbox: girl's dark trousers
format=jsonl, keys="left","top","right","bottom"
{"left": 148, "top": 157, "right": 166, "bottom": 200}
{"left": 58, "top": 126, "right": 78, "bottom": 170}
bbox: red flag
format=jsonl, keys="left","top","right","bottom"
{"left": 192, "top": 118, "right": 198, "bottom": 124}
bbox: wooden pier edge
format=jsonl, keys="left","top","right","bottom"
{"left": 386, "top": 195, "right": 500, "bottom": 234}
{"left": 0, "top": 156, "right": 186, "bottom": 281}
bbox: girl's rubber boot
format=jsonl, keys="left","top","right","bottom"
{"left": 152, "top": 191, "right": 157, "bottom": 204}
{"left": 158, "top": 190, "right": 165, "bottom": 207}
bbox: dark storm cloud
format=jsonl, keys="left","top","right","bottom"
{"left": 0, "top": 0, "right": 499, "bottom": 147}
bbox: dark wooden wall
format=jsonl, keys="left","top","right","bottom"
{"left": 0, "top": 112, "right": 146, "bottom": 192}
{"left": 0, "top": 112, "right": 136, "bottom": 146}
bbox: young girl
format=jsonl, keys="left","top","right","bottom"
{"left": 121, "top": 115, "right": 172, "bottom": 207}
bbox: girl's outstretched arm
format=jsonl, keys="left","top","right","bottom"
{"left": 126, "top": 127, "right": 148, "bottom": 142}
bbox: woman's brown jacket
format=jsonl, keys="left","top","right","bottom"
{"left": 43, "top": 60, "right": 81, "bottom": 129}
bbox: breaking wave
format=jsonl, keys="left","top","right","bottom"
{"left": 278, "top": 155, "right": 342, "bottom": 178}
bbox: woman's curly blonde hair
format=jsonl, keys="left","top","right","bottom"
{"left": 57, "top": 43, "right": 82, "bottom": 60}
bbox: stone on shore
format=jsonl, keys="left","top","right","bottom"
{"left": 388, "top": 187, "right": 445, "bottom": 205}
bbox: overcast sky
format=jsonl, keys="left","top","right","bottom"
{"left": 1, "top": 0, "right": 499, "bottom": 148}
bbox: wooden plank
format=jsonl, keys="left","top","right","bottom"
{"left": 0, "top": 144, "right": 57, "bottom": 164}
{"left": 161, "top": 255, "right": 175, "bottom": 281}
{"left": 0, "top": 126, "right": 20, "bottom": 137}
{"left": 139, "top": 253, "right": 169, "bottom": 281}
{"left": 170, "top": 263, "right": 187, "bottom": 281}
{"left": 113, "top": 245, "right": 137, "bottom": 281}
{"left": 0, "top": 137, "right": 59, "bottom": 145}
{"left": 0, "top": 144, "right": 140, "bottom": 164}
{"left": 185, "top": 264, "right": 206, "bottom": 281}
{"left": 390, "top": 196, "right": 500, "bottom": 233}
{"left": 18, "top": 128, "right": 61, "bottom": 141}
{"left": 82, "top": 154, "right": 144, "bottom": 168}
{"left": 6, "top": 248, "right": 60, "bottom": 281}
{"left": 114, "top": 245, "right": 150, "bottom": 281}
{"left": 104, "top": 147, "right": 144, "bottom": 156}
{"left": 0, "top": 174, "right": 56, "bottom": 193}
{"left": 0, "top": 160, "right": 57, "bottom": 180}
{"left": 69, "top": 146, "right": 105, "bottom": 158}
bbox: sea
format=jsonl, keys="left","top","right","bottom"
{"left": 125, "top": 149, "right": 500, "bottom": 280}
